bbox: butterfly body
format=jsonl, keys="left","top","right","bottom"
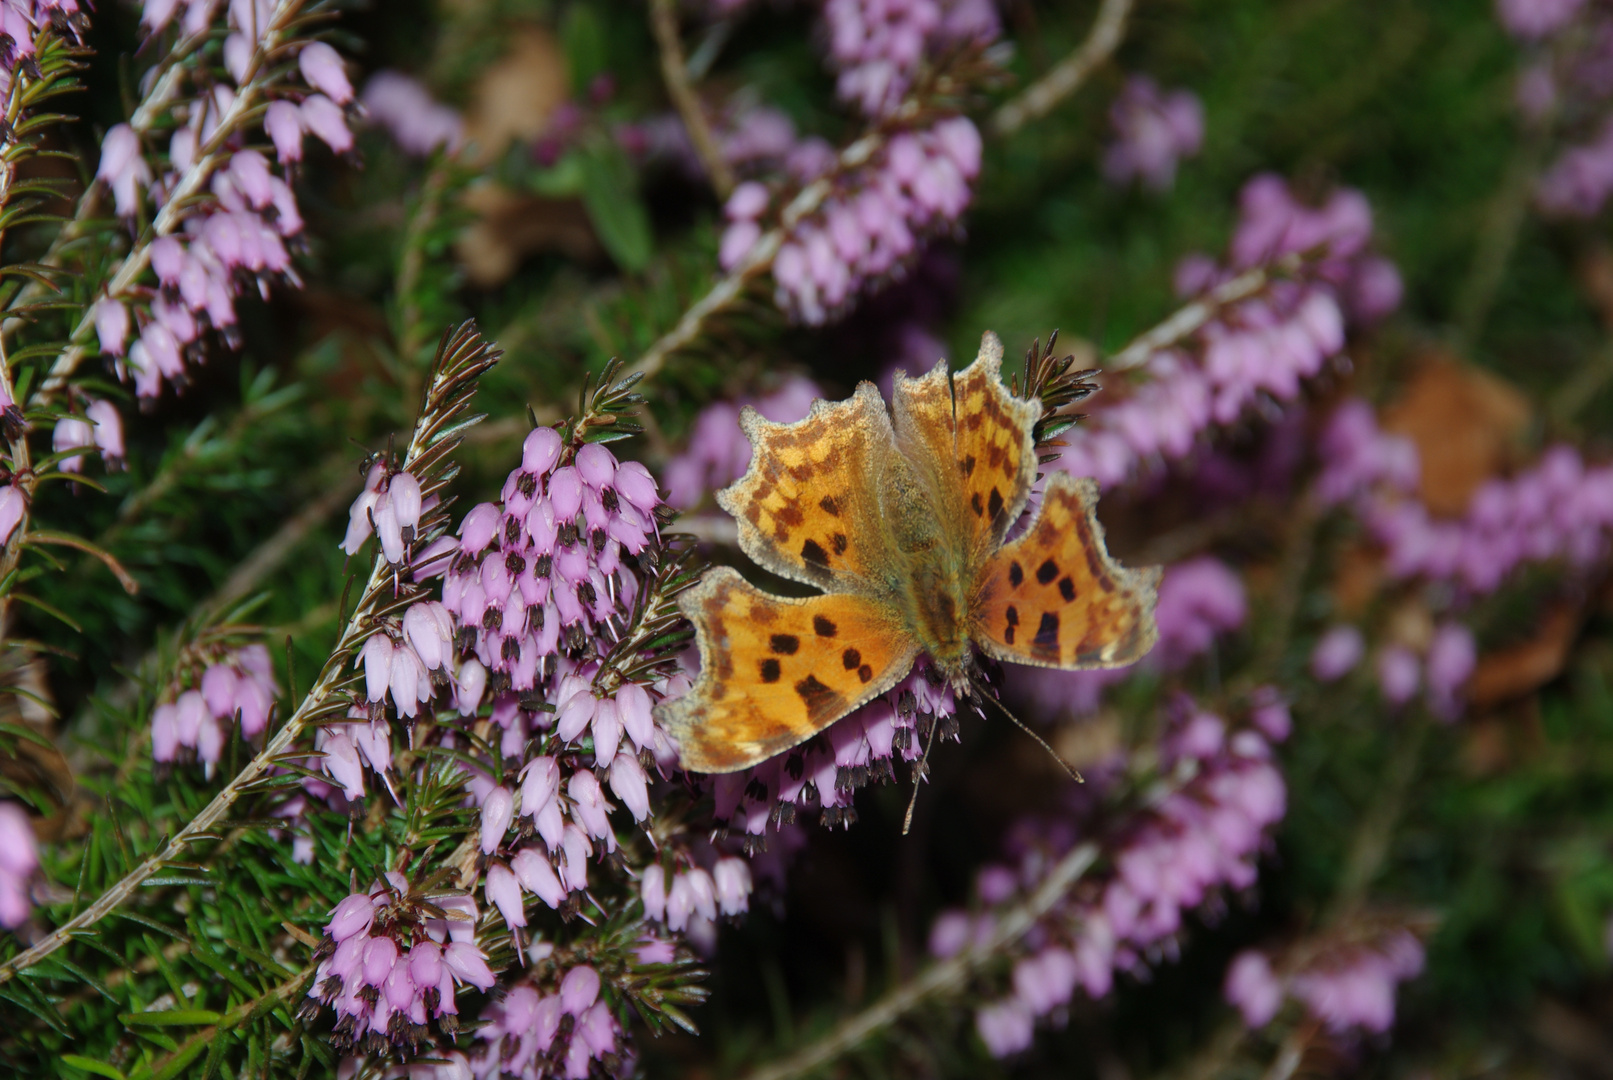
{"left": 660, "top": 333, "right": 1162, "bottom": 774}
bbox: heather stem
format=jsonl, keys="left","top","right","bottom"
{"left": 651, "top": 0, "right": 735, "bottom": 198}
{"left": 988, "top": 0, "right": 1133, "bottom": 137}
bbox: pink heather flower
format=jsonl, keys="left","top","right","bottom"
{"left": 1250, "top": 686, "right": 1292, "bottom": 742}
{"left": 52, "top": 415, "right": 94, "bottom": 474}
{"left": 485, "top": 861, "right": 526, "bottom": 928}
{"left": 1495, "top": 0, "right": 1585, "bottom": 39}
{"left": 85, "top": 400, "right": 125, "bottom": 469}
{"left": 1375, "top": 646, "right": 1421, "bottom": 706}
{"left": 559, "top": 964, "right": 602, "bottom": 1016}
{"left": 712, "top": 857, "right": 753, "bottom": 916}
{"left": 443, "top": 941, "right": 496, "bottom": 990}
{"left": 642, "top": 863, "right": 668, "bottom": 922}
{"left": 1537, "top": 117, "right": 1613, "bottom": 217}
{"left": 94, "top": 299, "right": 130, "bottom": 357}
{"left": 1225, "top": 950, "right": 1283, "bottom": 1028}
{"left": 1311, "top": 625, "right": 1365, "bottom": 681}
{"left": 362, "top": 71, "right": 464, "bottom": 157}
{"left": 0, "top": 801, "right": 37, "bottom": 929}
{"left": 299, "top": 93, "right": 353, "bottom": 154}
{"left": 299, "top": 42, "right": 352, "bottom": 104}
{"left": 608, "top": 751, "right": 650, "bottom": 821}
{"left": 1425, "top": 622, "right": 1477, "bottom": 721}
{"left": 317, "top": 728, "right": 367, "bottom": 800}
{"left": 1288, "top": 933, "right": 1425, "bottom": 1034}
{"left": 512, "top": 847, "right": 567, "bottom": 909}
{"left": 1154, "top": 556, "right": 1247, "bottom": 666}
{"left": 98, "top": 124, "right": 151, "bottom": 217}
{"left": 1103, "top": 76, "right": 1205, "bottom": 191}
{"left": 326, "top": 892, "right": 377, "bottom": 941}
{"left": 481, "top": 785, "right": 514, "bottom": 854}
{"left": 403, "top": 600, "right": 454, "bottom": 672}
{"left": 0, "top": 485, "right": 24, "bottom": 545}
{"left": 975, "top": 998, "right": 1035, "bottom": 1058}
{"left": 263, "top": 100, "right": 304, "bottom": 164}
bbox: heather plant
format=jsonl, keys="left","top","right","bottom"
{"left": 2, "top": 0, "right": 1613, "bottom": 1077}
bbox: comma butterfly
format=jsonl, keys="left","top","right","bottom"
{"left": 659, "top": 332, "right": 1161, "bottom": 775}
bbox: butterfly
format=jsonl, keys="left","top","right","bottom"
{"left": 659, "top": 332, "right": 1161, "bottom": 775}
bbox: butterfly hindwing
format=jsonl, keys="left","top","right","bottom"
{"left": 972, "top": 473, "right": 1161, "bottom": 670}
{"left": 718, "top": 384, "right": 897, "bottom": 591}
{"left": 659, "top": 567, "right": 920, "bottom": 772}
{"left": 892, "top": 332, "right": 1042, "bottom": 559}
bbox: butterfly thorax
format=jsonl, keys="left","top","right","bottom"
{"left": 881, "top": 455, "right": 976, "bottom": 684}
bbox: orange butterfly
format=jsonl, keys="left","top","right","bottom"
{"left": 659, "top": 332, "right": 1161, "bottom": 775}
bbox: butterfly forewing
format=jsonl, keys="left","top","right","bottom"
{"left": 718, "top": 384, "right": 897, "bottom": 591}
{"left": 972, "top": 473, "right": 1161, "bottom": 670}
{"left": 661, "top": 567, "right": 921, "bottom": 772}
{"left": 892, "top": 333, "right": 1042, "bottom": 560}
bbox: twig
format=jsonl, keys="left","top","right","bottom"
{"left": 650, "top": 0, "right": 734, "bottom": 198}
{"left": 738, "top": 843, "right": 1098, "bottom": 1080}
{"left": 1106, "top": 263, "right": 1281, "bottom": 372}
{"left": 988, "top": 0, "right": 1133, "bottom": 137}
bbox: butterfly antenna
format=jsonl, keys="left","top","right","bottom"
{"left": 902, "top": 717, "right": 941, "bottom": 836}
{"left": 970, "top": 677, "right": 1083, "bottom": 784}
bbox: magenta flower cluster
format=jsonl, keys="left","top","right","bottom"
{"left": 0, "top": 0, "right": 86, "bottom": 92}
{"left": 823, "top": 0, "right": 1001, "bottom": 117}
{"left": 1318, "top": 401, "right": 1613, "bottom": 594}
{"left": 150, "top": 644, "right": 277, "bottom": 766}
{"left": 1224, "top": 928, "right": 1426, "bottom": 1035}
{"left": 955, "top": 704, "right": 1288, "bottom": 1058}
{"left": 95, "top": 9, "right": 355, "bottom": 399}
{"left": 307, "top": 876, "right": 494, "bottom": 1055}
{"left": 720, "top": 116, "right": 983, "bottom": 324}
{"left": 641, "top": 853, "right": 754, "bottom": 934}
{"left": 362, "top": 71, "right": 465, "bottom": 158}
{"left": 1102, "top": 76, "right": 1205, "bottom": 192}
{"left": 470, "top": 962, "right": 622, "bottom": 1080}
{"left": 53, "top": 398, "right": 124, "bottom": 473}
{"left": 1493, "top": 0, "right": 1613, "bottom": 215}
{"left": 0, "top": 801, "right": 38, "bottom": 929}
{"left": 1056, "top": 174, "right": 1401, "bottom": 490}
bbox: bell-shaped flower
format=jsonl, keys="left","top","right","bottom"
{"left": 480, "top": 785, "right": 514, "bottom": 854}
{"left": 484, "top": 861, "right": 526, "bottom": 928}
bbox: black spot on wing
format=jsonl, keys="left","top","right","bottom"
{"left": 842, "top": 648, "right": 862, "bottom": 670}
{"left": 987, "top": 487, "right": 1004, "bottom": 522}
{"left": 801, "top": 539, "right": 830, "bottom": 568}
{"left": 814, "top": 615, "right": 838, "bottom": 638}
{"left": 1009, "top": 561, "right": 1024, "bottom": 587}
{"left": 770, "top": 634, "right": 800, "bottom": 655}
{"left": 759, "top": 658, "right": 781, "bottom": 683}
{"left": 819, "top": 495, "right": 840, "bottom": 516}
{"left": 961, "top": 454, "right": 976, "bottom": 476}
{"left": 1033, "top": 612, "right": 1060, "bottom": 657}
{"left": 971, "top": 492, "right": 984, "bottom": 518}
{"left": 1059, "top": 576, "right": 1077, "bottom": 602}
{"left": 794, "top": 674, "right": 841, "bottom": 720}
{"left": 832, "top": 532, "right": 849, "bottom": 555}
{"left": 858, "top": 664, "right": 873, "bottom": 683}
{"left": 1037, "top": 559, "right": 1059, "bottom": 585}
